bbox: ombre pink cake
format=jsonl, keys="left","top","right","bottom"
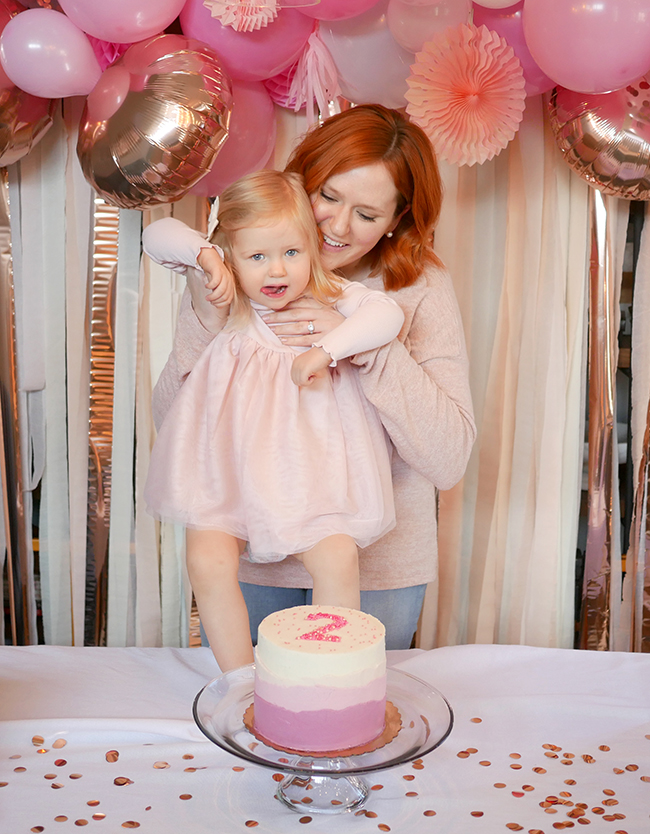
{"left": 253, "top": 605, "right": 386, "bottom": 753}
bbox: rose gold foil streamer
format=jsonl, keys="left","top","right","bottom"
{"left": 0, "top": 167, "right": 31, "bottom": 644}
{"left": 84, "top": 198, "right": 120, "bottom": 645}
{"left": 579, "top": 190, "right": 619, "bottom": 650}
{"left": 627, "top": 393, "right": 650, "bottom": 651}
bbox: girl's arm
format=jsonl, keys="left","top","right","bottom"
{"left": 350, "top": 272, "right": 476, "bottom": 490}
{"left": 313, "top": 281, "right": 405, "bottom": 363}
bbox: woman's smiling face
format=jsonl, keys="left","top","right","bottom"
{"left": 310, "top": 162, "right": 401, "bottom": 275}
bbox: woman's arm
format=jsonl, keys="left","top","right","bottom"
{"left": 350, "top": 272, "right": 476, "bottom": 490}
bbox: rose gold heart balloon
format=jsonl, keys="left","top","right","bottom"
{"left": 548, "top": 77, "right": 650, "bottom": 200}
{"left": 77, "top": 34, "right": 232, "bottom": 210}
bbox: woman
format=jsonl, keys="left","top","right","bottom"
{"left": 146, "top": 105, "right": 476, "bottom": 650}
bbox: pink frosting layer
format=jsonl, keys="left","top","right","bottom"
{"left": 255, "top": 675, "right": 386, "bottom": 712}
{"left": 253, "top": 696, "right": 386, "bottom": 752}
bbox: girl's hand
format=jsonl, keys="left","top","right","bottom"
{"left": 262, "top": 296, "right": 345, "bottom": 347}
{"left": 187, "top": 246, "right": 234, "bottom": 335}
{"left": 290, "top": 347, "right": 331, "bottom": 387}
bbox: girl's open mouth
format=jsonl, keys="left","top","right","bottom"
{"left": 261, "top": 285, "right": 288, "bottom": 297}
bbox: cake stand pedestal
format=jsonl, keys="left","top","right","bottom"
{"left": 193, "top": 665, "right": 453, "bottom": 815}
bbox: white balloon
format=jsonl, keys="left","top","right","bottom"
{"left": 320, "top": 0, "right": 414, "bottom": 109}
{"left": 388, "top": 0, "right": 472, "bottom": 53}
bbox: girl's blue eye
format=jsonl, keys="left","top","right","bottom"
{"left": 286, "top": 249, "right": 299, "bottom": 257}
{"left": 251, "top": 253, "right": 264, "bottom": 261}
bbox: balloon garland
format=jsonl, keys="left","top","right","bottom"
{"left": 1, "top": 0, "right": 650, "bottom": 203}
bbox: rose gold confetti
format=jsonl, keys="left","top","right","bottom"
{"left": 457, "top": 751, "right": 470, "bottom": 758}
{"left": 244, "top": 822, "right": 258, "bottom": 828}
{"left": 32, "top": 735, "right": 44, "bottom": 746}
{"left": 31, "top": 828, "right": 45, "bottom": 833}
{"left": 581, "top": 755, "right": 595, "bottom": 764}
{"left": 0, "top": 782, "right": 7, "bottom": 788}
{"left": 92, "top": 815, "right": 106, "bottom": 821}
{"left": 299, "top": 818, "right": 312, "bottom": 825}
{"left": 37, "top": 749, "right": 48, "bottom": 754}
{"left": 54, "top": 759, "right": 67, "bottom": 767}
{"left": 546, "top": 752, "right": 559, "bottom": 759}
{"left": 552, "top": 824, "right": 575, "bottom": 830}
{"left": 577, "top": 821, "right": 591, "bottom": 826}
{"left": 114, "top": 777, "right": 134, "bottom": 786}
{"left": 378, "top": 826, "right": 391, "bottom": 832}
{"left": 523, "top": 785, "right": 535, "bottom": 792}
{"left": 182, "top": 754, "right": 194, "bottom": 760}
{"left": 301, "top": 798, "right": 313, "bottom": 804}
{"left": 565, "top": 780, "right": 576, "bottom": 786}
{"left": 74, "top": 821, "right": 88, "bottom": 827}
{"left": 278, "top": 757, "right": 289, "bottom": 764}
{"left": 560, "top": 791, "right": 572, "bottom": 797}
{"left": 592, "top": 807, "right": 605, "bottom": 815}
{"left": 371, "top": 784, "right": 383, "bottom": 791}
{"left": 613, "top": 814, "right": 626, "bottom": 820}
{"left": 641, "top": 775, "right": 650, "bottom": 782}
{"left": 561, "top": 760, "right": 574, "bottom": 766}
{"left": 613, "top": 768, "right": 625, "bottom": 774}
{"left": 9, "top": 754, "right": 21, "bottom": 759}
{"left": 494, "top": 783, "right": 506, "bottom": 788}
{"left": 470, "top": 811, "right": 484, "bottom": 817}
{"left": 69, "top": 774, "right": 82, "bottom": 780}
{"left": 232, "top": 766, "right": 244, "bottom": 772}
{"left": 87, "top": 801, "right": 100, "bottom": 807}
{"left": 602, "top": 816, "right": 617, "bottom": 822}
{"left": 530, "top": 830, "right": 544, "bottom": 834}
{"left": 44, "top": 773, "right": 56, "bottom": 780}
{"left": 51, "top": 783, "right": 64, "bottom": 789}
{"left": 413, "top": 759, "right": 423, "bottom": 764}
{"left": 365, "top": 811, "right": 378, "bottom": 818}
{"left": 153, "top": 762, "right": 169, "bottom": 769}
{"left": 105, "top": 751, "right": 119, "bottom": 763}
{"left": 121, "top": 824, "right": 140, "bottom": 829}
{"left": 546, "top": 795, "right": 559, "bottom": 802}
{"left": 479, "top": 761, "right": 491, "bottom": 767}
{"left": 403, "top": 774, "right": 415, "bottom": 781}
{"left": 576, "top": 804, "right": 588, "bottom": 809}
{"left": 534, "top": 767, "right": 547, "bottom": 774}
{"left": 145, "top": 807, "right": 151, "bottom": 811}
{"left": 423, "top": 810, "right": 436, "bottom": 816}
{"left": 603, "top": 789, "right": 616, "bottom": 796}
{"left": 53, "top": 739, "right": 67, "bottom": 749}
{"left": 272, "top": 773, "right": 284, "bottom": 782}
{"left": 467, "top": 747, "right": 478, "bottom": 754}
{"left": 470, "top": 717, "right": 482, "bottom": 723}
{"left": 248, "top": 742, "right": 258, "bottom": 751}
{"left": 406, "top": 791, "right": 418, "bottom": 797}
{"left": 599, "top": 745, "right": 610, "bottom": 752}
{"left": 412, "top": 763, "right": 424, "bottom": 770}
{"left": 544, "top": 808, "right": 558, "bottom": 814}
{"left": 179, "top": 794, "right": 192, "bottom": 800}
{"left": 510, "top": 764, "right": 523, "bottom": 770}
{"left": 510, "top": 753, "right": 522, "bottom": 759}
{"left": 14, "top": 767, "right": 26, "bottom": 773}
{"left": 567, "top": 809, "right": 585, "bottom": 818}
{"left": 506, "top": 825, "right": 523, "bottom": 831}
{"left": 625, "top": 764, "right": 639, "bottom": 771}
{"left": 409, "top": 721, "right": 415, "bottom": 728}
{"left": 512, "top": 792, "right": 525, "bottom": 798}
{"left": 54, "top": 817, "right": 68, "bottom": 823}
{"left": 602, "top": 798, "right": 619, "bottom": 806}
{"left": 331, "top": 800, "right": 342, "bottom": 805}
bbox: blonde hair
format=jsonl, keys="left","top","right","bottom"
{"left": 210, "top": 170, "right": 343, "bottom": 328}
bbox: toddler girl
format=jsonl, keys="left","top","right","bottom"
{"left": 144, "top": 170, "right": 403, "bottom": 671}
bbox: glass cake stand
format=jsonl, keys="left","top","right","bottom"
{"left": 193, "top": 664, "right": 453, "bottom": 815}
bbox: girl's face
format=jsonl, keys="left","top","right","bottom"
{"left": 230, "top": 217, "right": 312, "bottom": 309}
{"left": 310, "top": 162, "right": 401, "bottom": 275}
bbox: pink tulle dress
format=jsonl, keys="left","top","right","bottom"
{"left": 144, "top": 293, "right": 398, "bottom": 564}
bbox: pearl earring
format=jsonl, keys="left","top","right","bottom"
{"left": 386, "top": 231, "right": 393, "bottom": 238}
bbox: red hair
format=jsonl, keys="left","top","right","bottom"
{"left": 285, "top": 104, "right": 443, "bottom": 290}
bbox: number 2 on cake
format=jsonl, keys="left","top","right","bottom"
{"left": 299, "top": 612, "right": 348, "bottom": 642}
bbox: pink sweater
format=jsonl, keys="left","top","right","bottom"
{"left": 145, "top": 223, "right": 476, "bottom": 590}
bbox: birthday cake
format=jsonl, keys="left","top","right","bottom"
{"left": 252, "top": 605, "right": 387, "bottom": 753}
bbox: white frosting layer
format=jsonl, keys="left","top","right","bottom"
{"left": 255, "top": 605, "right": 386, "bottom": 685}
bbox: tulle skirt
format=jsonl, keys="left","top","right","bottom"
{"left": 145, "top": 329, "right": 395, "bottom": 563}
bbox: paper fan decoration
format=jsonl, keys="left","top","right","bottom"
{"left": 203, "top": 0, "right": 277, "bottom": 32}
{"left": 405, "top": 23, "right": 526, "bottom": 167}
{"left": 263, "top": 31, "right": 340, "bottom": 125}
{"left": 86, "top": 36, "right": 131, "bottom": 72}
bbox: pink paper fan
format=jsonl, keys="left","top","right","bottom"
{"left": 86, "top": 36, "right": 132, "bottom": 72}
{"left": 203, "top": 0, "right": 278, "bottom": 33}
{"left": 405, "top": 23, "right": 526, "bottom": 167}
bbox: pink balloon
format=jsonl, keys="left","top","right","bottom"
{"left": 0, "top": 8, "right": 101, "bottom": 97}
{"left": 180, "top": 0, "right": 314, "bottom": 82}
{"left": 523, "top": 0, "right": 650, "bottom": 94}
{"left": 473, "top": 0, "right": 554, "bottom": 97}
{"left": 388, "top": 0, "right": 471, "bottom": 53}
{"left": 57, "top": 0, "right": 185, "bottom": 44}
{"left": 190, "top": 79, "right": 276, "bottom": 197}
{"left": 284, "top": 0, "right": 379, "bottom": 20}
{"left": 0, "top": 0, "right": 24, "bottom": 90}
{"left": 320, "top": 0, "right": 414, "bottom": 108}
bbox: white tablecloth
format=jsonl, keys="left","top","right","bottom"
{"left": 1, "top": 644, "right": 649, "bottom": 833}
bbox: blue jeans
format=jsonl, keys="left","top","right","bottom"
{"left": 238, "top": 583, "right": 427, "bottom": 650}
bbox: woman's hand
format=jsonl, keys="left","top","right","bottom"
{"left": 188, "top": 246, "right": 234, "bottom": 334}
{"left": 262, "top": 296, "right": 345, "bottom": 347}
{"left": 291, "top": 347, "right": 331, "bottom": 386}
